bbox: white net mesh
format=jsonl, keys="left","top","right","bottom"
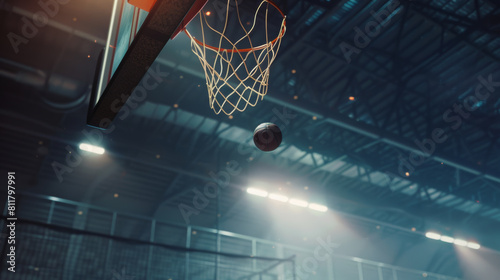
{"left": 185, "top": 0, "right": 286, "bottom": 115}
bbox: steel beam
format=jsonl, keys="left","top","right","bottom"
{"left": 264, "top": 93, "right": 500, "bottom": 185}
{"left": 15, "top": 0, "right": 499, "bottom": 186}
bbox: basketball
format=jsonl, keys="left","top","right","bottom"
{"left": 253, "top": 123, "right": 282, "bottom": 152}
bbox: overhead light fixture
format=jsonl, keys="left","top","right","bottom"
{"left": 289, "top": 198, "right": 308, "bottom": 208}
{"left": 246, "top": 188, "right": 268, "bottom": 197}
{"left": 425, "top": 232, "right": 480, "bottom": 249}
{"left": 454, "top": 239, "right": 468, "bottom": 247}
{"left": 249, "top": 187, "right": 327, "bottom": 213}
{"left": 425, "top": 232, "right": 441, "bottom": 240}
{"left": 79, "top": 143, "right": 105, "bottom": 155}
{"left": 467, "top": 242, "right": 481, "bottom": 250}
{"left": 308, "top": 203, "right": 328, "bottom": 212}
{"left": 269, "top": 193, "right": 288, "bottom": 202}
{"left": 440, "top": 236, "right": 455, "bottom": 243}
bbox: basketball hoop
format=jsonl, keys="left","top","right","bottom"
{"left": 183, "top": 0, "right": 286, "bottom": 115}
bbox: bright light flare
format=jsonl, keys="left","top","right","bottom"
{"left": 79, "top": 143, "right": 105, "bottom": 155}
{"left": 425, "top": 232, "right": 480, "bottom": 249}
{"left": 289, "top": 198, "right": 308, "bottom": 207}
{"left": 308, "top": 203, "right": 328, "bottom": 212}
{"left": 440, "top": 236, "right": 455, "bottom": 243}
{"left": 269, "top": 193, "right": 288, "bottom": 202}
{"left": 246, "top": 188, "right": 268, "bottom": 197}
{"left": 467, "top": 242, "right": 481, "bottom": 250}
{"left": 454, "top": 239, "right": 468, "bottom": 247}
{"left": 425, "top": 232, "right": 441, "bottom": 240}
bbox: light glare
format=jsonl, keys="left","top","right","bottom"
{"left": 440, "top": 236, "right": 455, "bottom": 243}
{"left": 269, "top": 193, "right": 288, "bottom": 202}
{"left": 467, "top": 242, "right": 481, "bottom": 250}
{"left": 454, "top": 239, "right": 467, "bottom": 246}
{"left": 247, "top": 188, "right": 268, "bottom": 197}
{"left": 425, "top": 232, "right": 441, "bottom": 240}
{"left": 79, "top": 143, "right": 105, "bottom": 155}
{"left": 289, "top": 198, "right": 308, "bottom": 207}
{"left": 308, "top": 203, "right": 328, "bottom": 212}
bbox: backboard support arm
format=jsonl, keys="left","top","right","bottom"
{"left": 86, "top": 0, "right": 198, "bottom": 129}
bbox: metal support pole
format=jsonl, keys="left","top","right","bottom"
{"left": 105, "top": 212, "right": 117, "bottom": 278}
{"left": 216, "top": 232, "right": 221, "bottom": 280}
{"left": 62, "top": 205, "right": 88, "bottom": 280}
{"left": 252, "top": 240, "right": 257, "bottom": 272}
{"left": 185, "top": 226, "right": 191, "bottom": 280}
{"left": 357, "top": 262, "right": 364, "bottom": 280}
{"left": 146, "top": 219, "right": 156, "bottom": 280}
{"left": 392, "top": 268, "right": 398, "bottom": 280}
{"left": 35, "top": 200, "right": 55, "bottom": 278}
{"left": 47, "top": 201, "right": 55, "bottom": 224}
{"left": 326, "top": 256, "right": 335, "bottom": 280}
{"left": 378, "top": 266, "right": 384, "bottom": 280}
{"left": 215, "top": 186, "right": 221, "bottom": 280}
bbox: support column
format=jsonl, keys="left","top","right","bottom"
{"left": 185, "top": 226, "right": 191, "bottom": 280}
{"left": 62, "top": 204, "right": 88, "bottom": 279}
{"left": 146, "top": 219, "right": 156, "bottom": 279}
{"left": 105, "top": 212, "right": 117, "bottom": 278}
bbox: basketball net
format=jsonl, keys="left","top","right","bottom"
{"left": 184, "top": 0, "right": 286, "bottom": 115}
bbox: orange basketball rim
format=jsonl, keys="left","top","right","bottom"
{"left": 183, "top": 0, "right": 287, "bottom": 53}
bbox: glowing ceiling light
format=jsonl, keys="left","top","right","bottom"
{"left": 79, "top": 143, "right": 105, "bottom": 155}
{"left": 246, "top": 188, "right": 268, "bottom": 197}
{"left": 308, "top": 203, "right": 328, "bottom": 212}
{"left": 289, "top": 198, "right": 308, "bottom": 207}
{"left": 440, "top": 236, "right": 455, "bottom": 243}
{"left": 425, "top": 232, "right": 441, "bottom": 240}
{"left": 269, "top": 193, "right": 288, "bottom": 202}
{"left": 453, "top": 239, "right": 467, "bottom": 247}
{"left": 467, "top": 242, "right": 481, "bottom": 250}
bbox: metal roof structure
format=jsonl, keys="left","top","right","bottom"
{"left": 1, "top": 0, "right": 500, "bottom": 279}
